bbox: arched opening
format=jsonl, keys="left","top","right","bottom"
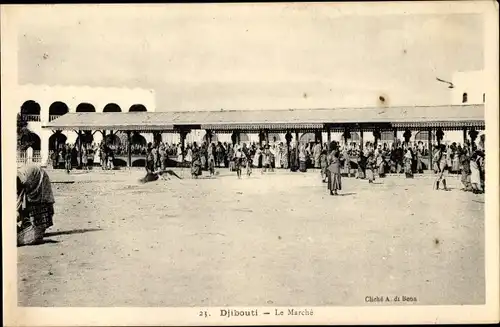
{"left": 49, "top": 132, "right": 67, "bottom": 151}
{"left": 203, "top": 132, "right": 218, "bottom": 143}
{"left": 414, "top": 131, "right": 436, "bottom": 142}
{"left": 300, "top": 133, "right": 316, "bottom": 143}
{"left": 20, "top": 131, "right": 41, "bottom": 151}
{"left": 130, "top": 132, "right": 147, "bottom": 155}
{"left": 239, "top": 133, "right": 250, "bottom": 143}
{"left": 20, "top": 101, "right": 41, "bottom": 122}
{"left": 76, "top": 103, "right": 96, "bottom": 112}
{"left": 129, "top": 104, "right": 147, "bottom": 112}
{"left": 268, "top": 133, "right": 281, "bottom": 143}
{"left": 49, "top": 101, "right": 69, "bottom": 121}
{"left": 103, "top": 103, "right": 122, "bottom": 112}
{"left": 105, "top": 134, "right": 122, "bottom": 146}
{"left": 380, "top": 131, "right": 394, "bottom": 142}
{"left": 76, "top": 131, "right": 94, "bottom": 146}
{"left": 462, "top": 93, "right": 468, "bottom": 103}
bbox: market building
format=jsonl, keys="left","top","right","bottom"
{"left": 17, "top": 70, "right": 486, "bottom": 168}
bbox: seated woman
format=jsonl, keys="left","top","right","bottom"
{"left": 17, "top": 165, "right": 55, "bottom": 246}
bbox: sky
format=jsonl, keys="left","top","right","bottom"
{"left": 14, "top": 4, "right": 484, "bottom": 111}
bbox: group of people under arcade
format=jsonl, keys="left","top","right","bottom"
{"left": 139, "top": 133, "right": 485, "bottom": 195}
{"left": 49, "top": 142, "right": 118, "bottom": 172}
{"left": 47, "top": 131, "right": 486, "bottom": 195}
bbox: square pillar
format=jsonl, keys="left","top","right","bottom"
{"left": 127, "top": 131, "right": 132, "bottom": 168}
{"left": 427, "top": 128, "right": 433, "bottom": 171}
{"left": 360, "top": 130, "right": 364, "bottom": 152}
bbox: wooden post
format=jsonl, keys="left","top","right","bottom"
{"left": 427, "top": 128, "right": 433, "bottom": 171}
{"left": 127, "top": 131, "right": 132, "bottom": 168}
{"left": 265, "top": 129, "right": 269, "bottom": 145}
{"left": 77, "top": 130, "right": 82, "bottom": 168}
{"left": 54, "top": 132, "right": 59, "bottom": 153}
{"left": 180, "top": 130, "right": 187, "bottom": 162}
{"left": 295, "top": 130, "right": 299, "bottom": 166}
{"left": 327, "top": 127, "right": 331, "bottom": 144}
{"left": 360, "top": 129, "right": 364, "bottom": 152}
{"left": 462, "top": 127, "right": 467, "bottom": 144}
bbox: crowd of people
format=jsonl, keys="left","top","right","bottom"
{"left": 48, "top": 134, "right": 486, "bottom": 195}
{"left": 139, "top": 135, "right": 485, "bottom": 196}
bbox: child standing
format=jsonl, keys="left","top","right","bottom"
{"left": 320, "top": 150, "right": 328, "bottom": 183}
{"left": 208, "top": 149, "right": 216, "bottom": 177}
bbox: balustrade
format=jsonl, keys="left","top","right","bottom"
{"left": 22, "top": 114, "right": 41, "bottom": 122}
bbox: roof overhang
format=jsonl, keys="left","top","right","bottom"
{"left": 43, "top": 105, "right": 485, "bottom": 132}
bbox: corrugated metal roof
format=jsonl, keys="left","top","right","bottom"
{"left": 43, "top": 104, "right": 485, "bottom": 131}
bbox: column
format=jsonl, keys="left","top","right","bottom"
{"left": 373, "top": 128, "right": 379, "bottom": 148}
{"left": 40, "top": 130, "right": 50, "bottom": 167}
{"left": 360, "top": 129, "right": 364, "bottom": 152}
{"left": 180, "top": 130, "right": 188, "bottom": 162}
{"left": 127, "top": 131, "right": 132, "bottom": 168}
{"left": 343, "top": 127, "right": 349, "bottom": 147}
{"left": 393, "top": 128, "right": 397, "bottom": 145}
{"left": 469, "top": 129, "right": 478, "bottom": 151}
{"left": 295, "top": 130, "right": 299, "bottom": 167}
{"left": 285, "top": 131, "right": 292, "bottom": 168}
{"left": 327, "top": 127, "right": 331, "bottom": 144}
{"left": 427, "top": 128, "right": 433, "bottom": 171}
{"left": 265, "top": 129, "right": 269, "bottom": 145}
{"left": 462, "top": 127, "right": 467, "bottom": 144}
{"left": 77, "top": 130, "right": 82, "bottom": 168}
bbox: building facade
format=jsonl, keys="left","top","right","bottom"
{"left": 17, "top": 84, "right": 156, "bottom": 165}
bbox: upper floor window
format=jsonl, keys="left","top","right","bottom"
{"left": 483, "top": 93, "right": 485, "bottom": 103}
{"left": 462, "top": 93, "right": 468, "bottom": 103}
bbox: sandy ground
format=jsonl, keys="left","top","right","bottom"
{"left": 18, "top": 168, "right": 485, "bottom": 307}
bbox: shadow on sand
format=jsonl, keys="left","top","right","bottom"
{"left": 331, "top": 192, "right": 356, "bottom": 197}
{"left": 18, "top": 239, "right": 60, "bottom": 247}
{"left": 45, "top": 228, "right": 102, "bottom": 237}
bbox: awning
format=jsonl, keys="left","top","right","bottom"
{"left": 43, "top": 104, "right": 485, "bottom": 131}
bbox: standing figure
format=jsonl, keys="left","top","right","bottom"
{"left": 327, "top": 149, "right": 342, "bottom": 196}
{"left": 416, "top": 144, "right": 423, "bottom": 174}
{"left": 50, "top": 150, "right": 58, "bottom": 169}
{"left": 234, "top": 145, "right": 244, "bottom": 179}
{"left": 313, "top": 142, "right": 322, "bottom": 169}
{"left": 298, "top": 144, "right": 308, "bottom": 172}
{"left": 320, "top": 149, "right": 328, "bottom": 183}
{"left": 342, "top": 146, "right": 352, "bottom": 177}
{"left": 185, "top": 145, "right": 193, "bottom": 167}
{"left": 81, "top": 146, "right": 88, "bottom": 170}
{"left": 433, "top": 144, "right": 449, "bottom": 191}
{"left": 107, "top": 147, "right": 115, "bottom": 170}
{"left": 159, "top": 143, "right": 167, "bottom": 171}
{"left": 17, "top": 165, "right": 55, "bottom": 246}
{"left": 176, "top": 144, "right": 183, "bottom": 167}
{"left": 469, "top": 151, "right": 483, "bottom": 194}
{"left": 208, "top": 144, "right": 216, "bottom": 176}
{"left": 190, "top": 143, "right": 202, "bottom": 179}
{"left": 253, "top": 147, "right": 262, "bottom": 169}
{"left": 65, "top": 144, "right": 72, "bottom": 173}
{"left": 376, "top": 149, "right": 386, "bottom": 178}
{"left": 365, "top": 151, "right": 376, "bottom": 183}
{"left": 145, "top": 143, "right": 155, "bottom": 174}
{"left": 404, "top": 147, "right": 414, "bottom": 178}
{"left": 356, "top": 149, "right": 365, "bottom": 179}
